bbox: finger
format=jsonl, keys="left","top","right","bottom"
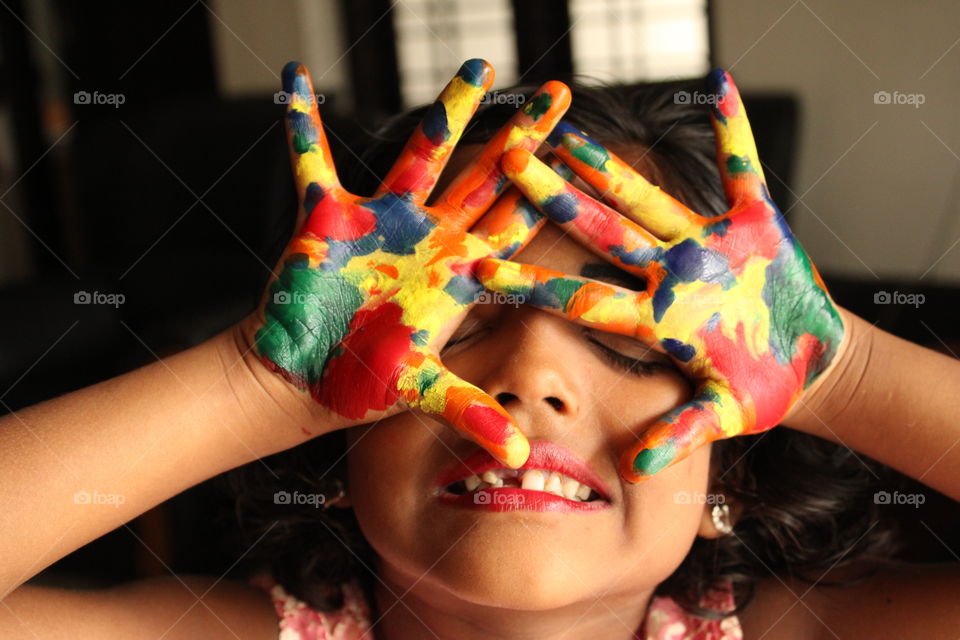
{"left": 468, "top": 161, "right": 573, "bottom": 258}
{"left": 476, "top": 258, "right": 658, "bottom": 343}
{"left": 619, "top": 381, "right": 742, "bottom": 483}
{"left": 706, "top": 69, "right": 766, "bottom": 206}
{"left": 281, "top": 61, "right": 342, "bottom": 205}
{"left": 375, "top": 59, "right": 495, "bottom": 205}
{"left": 397, "top": 351, "right": 530, "bottom": 468}
{"left": 502, "top": 149, "right": 667, "bottom": 276}
{"left": 548, "top": 122, "right": 704, "bottom": 240}
{"left": 438, "top": 80, "right": 572, "bottom": 228}
{"left": 468, "top": 188, "right": 546, "bottom": 259}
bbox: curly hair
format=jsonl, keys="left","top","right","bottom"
{"left": 225, "top": 77, "right": 900, "bottom": 617}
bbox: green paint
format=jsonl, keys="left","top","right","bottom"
{"left": 522, "top": 93, "right": 553, "bottom": 120}
{"left": 256, "top": 267, "right": 364, "bottom": 385}
{"left": 633, "top": 442, "right": 675, "bottom": 475}
{"left": 566, "top": 136, "right": 610, "bottom": 171}
{"left": 414, "top": 366, "right": 441, "bottom": 396}
{"left": 762, "top": 244, "right": 843, "bottom": 383}
{"left": 292, "top": 132, "right": 313, "bottom": 155}
{"left": 725, "top": 154, "right": 755, "bottom": 176}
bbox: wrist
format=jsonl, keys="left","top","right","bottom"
{"left": 216, "top": 315, "right": 327, "bottom": 457}
{"left": 781, "top": 305, "right": 873, "bottom": 438}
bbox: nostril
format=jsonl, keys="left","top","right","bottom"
{"left": 495, "top": 392, "right": 518, "bottom": 405}
{"left": 544, "top": 396, "right": 565, "bottom": 412}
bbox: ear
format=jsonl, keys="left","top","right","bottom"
{"left": 696, "top": 500, "right": 737, "bottom": 539}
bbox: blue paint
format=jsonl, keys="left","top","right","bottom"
{"left": 369, "top": 195, "right": 436, "bottom": 254}
{"left": 457, "top": 59, "right": 488, "bottom": 87}
{"left": 304, "top": 183, "right": 324, "bottom": 219}
{"left": 610, "top": 244, "right": 664, "bottom": 268}
{"left": 542, "top": 192, "right": 579, "bottom": 223}
{"left": 661, "top": 338, "right": 696, "bottom": 362}
{"left": 443, "top": 274, "right": 481, "bottom": 305}
{"left": 421, "top": 101, "right": 450, "bottom": 146}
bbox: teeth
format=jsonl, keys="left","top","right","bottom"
{"left": 452, "top": 468, "right": 600, "bottom": 502}
{"left": 562, "top": 476, "right": 581, "bottom": 500}
{"left": 521, "top": 470, "right": 545, "bottom": 491}
{"left": 544, "top": 472, "right": 563, "bottom": 496}
{"left": 481, "top": 470, "right": 503, "bottom": 488}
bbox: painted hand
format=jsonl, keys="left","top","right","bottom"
{"left": 253, "top": 59, "right": 570, "bottom": 467}
{"left": 477, "top": 70, "right": 844, "bottom": 481}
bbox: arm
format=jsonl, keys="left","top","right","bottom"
{"left": 0, "top": 324, "right": 312, "bottom": 598}
{"left": 783, "top": 305, "right": 960, "bottom": 501}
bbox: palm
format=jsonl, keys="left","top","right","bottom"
{"left": 255, "top": 60, "right": 570, "bottom": 467}
{"left": 478, "top": 70, "right": 844, "bottom": 481}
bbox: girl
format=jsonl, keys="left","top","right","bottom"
{"left": 1, "top": 59, "right": 958, "bottom": 639}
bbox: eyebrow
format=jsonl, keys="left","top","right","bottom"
{"left": 579, "top": 262, "right": 645, "bottom": 291}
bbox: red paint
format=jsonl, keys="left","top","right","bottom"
{"left": 318, "top": 302, "right": 414, "bottom": 418}
{"left": 700, "top": 318, "right": 815, "bottom": 432}
{"left": 703, "top": 201, "right": 779, "bottom": 272}
{"left": 304, "top": 197, "right": 375, "bottom": 241}
{"left": 434, "top": 440, "right": 613, "bottom": 500}
{"left": 450, "top": 400, "right": 514, "bottom": 450}
{"left": 438, "top": 487, "right": 609, "bottom": 512}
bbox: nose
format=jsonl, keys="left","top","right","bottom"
{"left": 476, "top": 308, "right": 582, "bottom": 422}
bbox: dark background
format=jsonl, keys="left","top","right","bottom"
{"left": 1, "top": 0, "right": 957, "bottom": 587}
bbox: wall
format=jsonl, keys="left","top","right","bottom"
{"left": 713, "top": 0, "right": 960, "bottom": 283}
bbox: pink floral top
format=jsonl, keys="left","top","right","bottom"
{"left": 253, "top": 576, "right": 742, "bottom": 640}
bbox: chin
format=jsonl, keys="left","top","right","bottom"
{"left": 388, "top": 528, "right": 611, "bottom": 611}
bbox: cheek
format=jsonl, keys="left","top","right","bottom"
{"left": 344, "top": 416, "right": 442, "bottom": 575}
{"left": 613, "top": 444, "right": 713, "bottom": 592}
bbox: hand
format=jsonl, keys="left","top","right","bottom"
{"left": 249, "top": 59, "right": 570, "bottom": 466}
{"left": 477, "top": 69, "right": 845, "bottom": 481}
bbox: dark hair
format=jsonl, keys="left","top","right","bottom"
{"left": 225, "top": 78, "right": 900, "bottom": 617}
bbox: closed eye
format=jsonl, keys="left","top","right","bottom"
{"left": 584, "top": 331, "right": 671, "bottom": 377}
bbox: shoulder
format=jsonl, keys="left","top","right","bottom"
{"left": 738, "top": 559, "right": 960, "bottom": 639}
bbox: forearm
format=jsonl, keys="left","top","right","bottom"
{"left": 0, "top": 324, "right": 313, "bottom": 597}
{"left": 783, "top": 306, "right": 960, "bottom": 501}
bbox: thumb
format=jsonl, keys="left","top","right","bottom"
{"left": 396, "top": 351, "right": 530, "bottom": 468}
{"left": 620, "top": 381, "right": 744, "bottom": 483}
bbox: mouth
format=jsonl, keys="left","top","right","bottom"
{"left": 434, "top": 441, "right": 613, "bottom": 511}
{"left": 441, "top": 467, "right": 603, "bottom": 502}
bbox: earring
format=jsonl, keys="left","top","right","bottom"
{"left": 711, "top": 503, "right": 733, "bottom": 535}
{"left": 322, "top": 478, "right": 346, "bottom": 510}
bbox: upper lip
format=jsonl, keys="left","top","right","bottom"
{"left": 434, "top": 440, "right": 613, "bottom": 501}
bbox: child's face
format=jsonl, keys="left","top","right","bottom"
{"left": 343, "top": 149, "right": 718, "bottom": 611}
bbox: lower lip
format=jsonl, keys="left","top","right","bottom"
{"left": 437, "top": 488, "right": 609, "bottom": 512}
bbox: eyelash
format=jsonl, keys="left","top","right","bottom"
{"left": 443, "top": 329, "right": 663, "bottom": 377}
{"left": 586, "top": 336, "right": 661, "bottom": 377}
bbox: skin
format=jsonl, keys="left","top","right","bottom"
{"left": 2, "top": 65, "right": 960, "bottom": 639}
{"left": 479, "top": 70, "right": 845, "bottom": 482}
{"left": 344, "top": 223, "right": 724, "bottom": 639}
